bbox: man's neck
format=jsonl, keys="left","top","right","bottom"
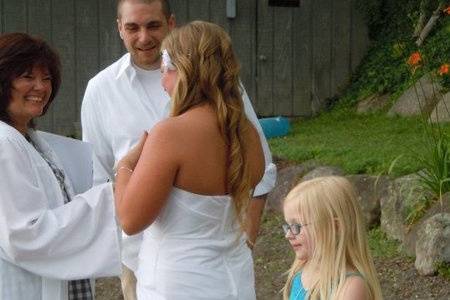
{"left": 131, "top": 58, "right": 161, "bottom": 71}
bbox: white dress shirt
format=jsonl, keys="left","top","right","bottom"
{"left": 81, "top": 53, "right": 277, "bottom": 271}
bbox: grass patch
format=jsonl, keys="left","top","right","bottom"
{"left": 368, "top": 227, "right": 403, "bottom": 258}
{"left": 436, "top": 262, "right": 450, "bottom": 280}
{"left": 269, "top": 109, "right": 450, "bottom": 176}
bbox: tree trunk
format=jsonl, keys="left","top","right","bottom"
{"left": 416, "top": 3, "right": 446, "bottom": 46}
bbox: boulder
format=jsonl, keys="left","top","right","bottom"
{"left": 266, "top": 162, "right": 318, "bottom": 212}
{"left": 301, "top": 166, "right": 344, "bottom": 182}
{"left": 429, "top": 92, "right": 450, "bottom": 123}
{"left": 388, "top": 74, "right": 442, "bottom": 117}
{"left": 380, "top": 174, "right": 426, "bottom": 242}
{"left": 347, "top": 175, "right": 391, "bottom": 229}
{"left": 403, "top": 194, "right": 450, "bottom": 256}
{"left": 415, "top": 213, "right": 450, "bottom": 275}
{"left": 357, "top": 94, "right": 390, "bottom": 113}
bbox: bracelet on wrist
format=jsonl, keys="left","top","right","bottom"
{"left": 114, "top": 166, "right": 133, "bottom": 177}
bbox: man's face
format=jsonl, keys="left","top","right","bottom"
{"left": 117, "top": 0, "right": 175, "bottom": 70}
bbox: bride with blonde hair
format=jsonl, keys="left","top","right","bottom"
{"left": 114, "top": 20, "right": 265, "bottom": 299}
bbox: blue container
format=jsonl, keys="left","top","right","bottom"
{"left": 258, "top": 116, "right": 290, "bottom": 139}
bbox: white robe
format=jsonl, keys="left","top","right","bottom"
{"left": 0, "top": 121, "right": 121, "bottom": 300}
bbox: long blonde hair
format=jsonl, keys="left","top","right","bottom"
{"left": 161, "top": 21, "right": 252, "bottom": 230}
{"left": 282, "top": 176, "right": 382, "bottom": 300}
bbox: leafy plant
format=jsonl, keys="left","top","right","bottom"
{"left": 368, "top": 227, "right": 403, "bottom": 258}
{"left": 436, "top": 261, "right": 450, "bottom": 279}
{"left": 416, "top": 135, "right": 450, "bottom": 197}
{"left": 403, "top": 44, "right": 450, "bottom": 202}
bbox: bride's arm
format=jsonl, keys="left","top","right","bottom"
{"left": 114, "top": 121, "right": 181, "bottom": 235}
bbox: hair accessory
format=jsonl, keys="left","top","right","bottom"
{"left": 161, "top": 49, "right": 176, "bottom": 72}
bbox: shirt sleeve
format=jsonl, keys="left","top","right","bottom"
{"left": 81, "top": 80, "right": 115, "bottom": 185}
{"left": 0, "top": 137, "right": 121, "bottom": 279}
{"left": 240, "top": 84, "right": 277, "bottom": 197}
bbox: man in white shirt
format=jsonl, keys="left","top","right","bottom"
{"left": 81, "top": 0, "right": 276, "bottom": 299}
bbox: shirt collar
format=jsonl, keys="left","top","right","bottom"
{"left": 116, "top": 53, "right": 135, "bottom": 80}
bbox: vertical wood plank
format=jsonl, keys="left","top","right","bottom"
{"left": 3, "top": 0, "right": 27, "bottom": 33}
{"left": 272, "top": 6, "right": 293, "bottom": 116}
{"left": 51, "top": 0, "right": 76, "bottom": 135}
{"left": 99, "top": 0, "right": 123, "bottom": 69}
{"left": 292, "top": 0, "right": 312, "bottom": 116}
{"left": 188, "top": 0, "right": 210, "bottom": 21}
{"left": 170, "top": 0, "right": 189, "bottom": 26}
{"left": 350, "top": 0, "right": 370, "bottom": 72}
{"left": 311, "top": 0, "right": 332, "bottom": 113}
{"left": 230, "top": 0, "right": 256, "bottom": 105}
{"left": 0, "top": 0, "right": 4, "bottom": 33}
{"left": 28, "top": 0, "right": 53, "bottom": 132}
{"left": 75, "top": 0, "right": 99, "bottom": 134}
{"left": 256, "top": 0, "right": 274, "bottom": 116}
{"left": 209, "top": 0, "right": 230, "bottom": 33}
{"left": 332, "top": 0, "right": 351, "bottom": 95}
{"left": 27, "top": 0, "right": 51, "bottom": 37}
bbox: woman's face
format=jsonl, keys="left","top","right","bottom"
{"left": 284, "top": 201, "right": 314, "bottom": 261}
{"left": 7, "top": 65, "right": 52, "bottom": 132}
{"left": 161, "top": 67, "right": 178, "bottom": 97}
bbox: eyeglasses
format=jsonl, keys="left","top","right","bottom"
{"left": 282, "top": 223, "right": 308, "bottom": 236}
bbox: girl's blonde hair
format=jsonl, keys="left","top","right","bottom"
{"left": 161, "top": 21, "right": 252, "bottom": 230}
{"left": 282, "top": 176, "right": 382, "bottom": 300}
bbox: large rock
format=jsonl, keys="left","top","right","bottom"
{"left": 388, "top": 74, "right": 442, "bottom": 117}
{"left": 357, "top": 94, "right": 390, "bottom": 113}
{"left": 301, "top": 166, "right": 344, "bottom": 182}
{"left": 403, "top": 194, "right": 450, "bottom": 256}
{"left": 266, "top": 162, "right": 318, "bottom": 212}
{"left": 347, "top": 175, "right": 391, "bottom": 229}
{"left": 429, "top": 92, "right": 450, "bottom": 123}
{"left": 415, "top": 213, "right": 450, "bottom": 275}
{"left": 380, "top": 174, "right": 427, "bottom": 242}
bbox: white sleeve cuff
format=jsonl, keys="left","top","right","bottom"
{"left": 253, "top": 162, "right": 277, "bottom": 197}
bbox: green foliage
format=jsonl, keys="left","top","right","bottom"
{"left": 368, "top": 227, "right": 403, "bottom": 258}
{"left": 339, "top": 40, "right": 416, "bottom": 106}
{"left": 341, "top": 7, "right": 450, "bottom": 107}
{"left": 417, "top": 134, "right": 450, "bottom": 196}
{"left": 405, "top": 193, "right": 433, "bottom": 224}
{"left": 355, "top": 0, "right": 421, "bottom": 40}
{"left": 436, "top": 261, "right": 450, "bottom": 279}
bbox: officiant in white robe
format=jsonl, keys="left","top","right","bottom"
{"left": 0, "top": 32, "right": 121, "bottom": 300}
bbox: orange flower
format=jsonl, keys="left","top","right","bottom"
{"left": 438, "top": 64, "right": 449, "bottom": 76}
{"left": 443, "top": 6, "right": 450, "bottom": 15}
{"left": 407, "top": 52, "right": 422, "bottom": 66}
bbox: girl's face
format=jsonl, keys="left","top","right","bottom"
{"left": 283, "top": 201, "right": 314, "bottom": 261}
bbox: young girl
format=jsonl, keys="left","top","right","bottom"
{"left": 282, "top": 176, "right": 382, "bottom": 300}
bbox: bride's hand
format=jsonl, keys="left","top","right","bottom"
{"left": 118, "top": 132, "right": 148, "bottom": 171}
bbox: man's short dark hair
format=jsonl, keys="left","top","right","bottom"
{"left": 117, "top": 0, "right": 172, "bottom": 19}
{"left": 0, "top": 33, "right": 61, "bottom": 126}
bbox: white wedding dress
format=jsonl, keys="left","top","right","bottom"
{"left": 135, "top": 187, "right": 256, "bottom": 300}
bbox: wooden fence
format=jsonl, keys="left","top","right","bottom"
{"left": 0, "top": 0, "right": 369, "bottom": 135}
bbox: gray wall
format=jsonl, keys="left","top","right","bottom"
{"left": 0, "top": 0, "right": 369, "bottom": 135}
{"left": 0, "top": 0, "right": 123, "bottom": 136}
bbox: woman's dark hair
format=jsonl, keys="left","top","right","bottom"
{"left": 0, "top": 32, "right": 61, "bottom": 127}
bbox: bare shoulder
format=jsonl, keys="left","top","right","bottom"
{"left": 144, "top": 117, "right": 187, "bottom": 152}
{"left": 341, "top": 275, "right": 369, "bottom": 300}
